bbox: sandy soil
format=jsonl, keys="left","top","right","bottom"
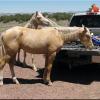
{"left": 0, "top": 50, "right": 100, "bottom": 99}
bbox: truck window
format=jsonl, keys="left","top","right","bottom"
{"left": 70, "top": 15, "right": 100, "bottom": 28}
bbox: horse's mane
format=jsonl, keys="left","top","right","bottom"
{"left": 24, "top": 14, "right": 36, "bottom": 28}
{"left": 42, "top": 16, "right": 82, "bottom": 42}
{"left": 61, "top": 27, "right": 83, "bottom": 43}
{"left": 45, "top": 17, "right": 60, "bottom": 27}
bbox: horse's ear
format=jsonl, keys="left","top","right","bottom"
{"left": 84, "top": 27, "right": 87, "bottom": 32}
{"left": 36, "top": 11, "right": 39, "bottom": 16}
{"left": 82, "top": 25, "right": 87, "bottom": 34}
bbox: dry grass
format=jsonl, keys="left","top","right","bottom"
{"left": 0, "top": 20, "right": 68, "bottom": 32}
{"left": 0, "top": 21, "right": 27, "bottom": 32}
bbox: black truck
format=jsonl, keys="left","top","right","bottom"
{"left": 55, "top": 11, "right": 100, "bottom": 68}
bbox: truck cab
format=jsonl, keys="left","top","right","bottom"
{"left": 69, "top": 12, "right": 100, "bottom": 35}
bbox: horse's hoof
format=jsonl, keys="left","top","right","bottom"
{"left": 48, "top": 81, "right": 53, "bottom": 86}
{"left": 32, "top": 65, "right": 37, "bottom": 71}
{"left": 43, "top": 80, "right": 53, "bottom": 86}
{"left": 14, "top": 80, "right": 20, "bottom": 84}
{"left": 13, "top": 77, "right": 20, "bottom": 84}
{"left": 32, "top": 67, "right": 37, "bottom": 71}
{"left": 16, "top": 81, "right": 20, "bottom": 84}
{"left": 0, "top": 81, "right": 3, "bottom": 86}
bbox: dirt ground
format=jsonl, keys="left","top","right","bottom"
{"left": 1, "top": 50, "right": 100, "bottom": 99}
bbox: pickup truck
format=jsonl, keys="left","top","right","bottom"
{"left": 55, "top": 11, "right": 100, "bottom": 68}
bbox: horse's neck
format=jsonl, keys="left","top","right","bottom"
{"left": 61, "top": 28, "right": 83, "bottom": 44}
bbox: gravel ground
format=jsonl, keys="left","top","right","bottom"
{"left": 0, "top": 50, "right": 100, "bottom": 99}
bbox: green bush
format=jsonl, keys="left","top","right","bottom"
{"left": 0, "top": 12, "right": 72, "bottom": 23}
{"left": 48, "top": 12, "right": 72, "bottom": 21}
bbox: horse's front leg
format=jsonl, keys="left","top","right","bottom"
{"left": 0, "top": 69, "right": 3, "bottom": 86}
{"left": 43, "top": 52, "right": 56, "bottom": 86}
{"left": 9, "top": 56, "right": 19, "bottom": 84}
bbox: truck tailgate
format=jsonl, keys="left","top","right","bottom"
{"left": 61, "top": 43, "right": 100, "bottom": 56}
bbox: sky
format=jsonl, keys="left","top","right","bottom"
{"left": 0, "top": 0, "right": 100, "bottom": 13}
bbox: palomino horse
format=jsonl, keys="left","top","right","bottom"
{"left": 24, "top": 11, "right": 69, "bottom": 71}
{"left": 21, "top": 11, "right": 64, "bottom": 71}
{"left": 0, "top": 26, "right": 93, "bottom": 86}
{"left": 17, "top": 11, "right": 52, "bottom": 71}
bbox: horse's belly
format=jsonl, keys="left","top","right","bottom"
{"left": 20, "top": 36, "right": 49, "bottom": 54}
{"left": 21, "top": 45, "right": 48, "bottom": 54}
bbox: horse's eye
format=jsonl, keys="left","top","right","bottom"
{"left": 37, "top": 17, "right": 41, "bottom": 20}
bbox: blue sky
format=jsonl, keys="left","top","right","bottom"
{"left": 0, "top": 0, "right": 100, "bottom": 13}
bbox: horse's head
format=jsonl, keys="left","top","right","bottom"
{"left": 79, "top": 26, "right": 94, "bottom": 49}
{"left": 34, "top": 11, "right": 51, "bottom": 26}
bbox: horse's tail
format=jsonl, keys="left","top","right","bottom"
{"left": 0, "top": 35, "right": 6, "bottom": 56}
{"left": 0, "top": 35, "right": 10, "bottom": 61}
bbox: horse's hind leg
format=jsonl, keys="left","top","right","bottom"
{"left": 17, "top": 49, "right": 21, "bottom": 63}
{"left": 23, "top": 51, "right": 27, "bottom": 67}
{"left": 31, "top": 54, "right": 37, "bottom": 71}
{"left": 23, "top": 52, "right": 37, "bottom": 71}
{"left": 9, "top": 56, "right": 19, "bottom": 84}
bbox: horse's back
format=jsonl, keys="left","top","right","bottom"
{"left": 21, "top": 27, "right": 59, "bottom": 45}
{"left": 20, "top": 27, "right": 63, "bottom": 53}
